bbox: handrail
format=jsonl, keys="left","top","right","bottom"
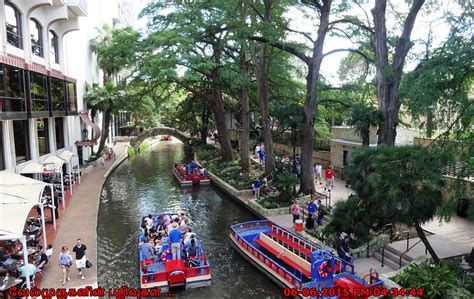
{"left": 399, "top": 239, "right": 423, "bottom": 269}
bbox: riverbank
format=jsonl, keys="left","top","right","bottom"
{"left": 39, "top": 142, "right": 129, "bottom": 290}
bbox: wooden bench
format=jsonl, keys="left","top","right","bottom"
{"left": 255, "top": 233, "right": 311, "bottom": 278}
{"left": 268, "top": 231, "right": 312, "bottom": 257}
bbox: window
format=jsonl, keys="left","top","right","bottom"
{"left": 0, "top": 64, "right": 26, "bottom": 112}
{"left": 13, "top": 120, "right": 29, "bottom": 163}
{"left": 5, "top": 2, "right": 22, "bottom": 49}
{"left": 49, "top": 30, "right": 59, "bottom": 64}
{"left": 54, "top": 117, "right": 64, "bottom": 150}
{"left": 51, "top": 77, "right": 65, "bottom": 111}
{"left": 66, "top": 82, "right": 77, "bottom": 112}
{"left": 30, "top": 19, "right": 43, "bottom": 57}
{"left": 30, "top": 71, "right": 48, "bottom": 111}
{"left": 37, "top": 118, "right": 49, "bottom": 155}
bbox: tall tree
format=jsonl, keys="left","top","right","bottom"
{"left": 89, "top": 25, "right": 139, "bottom": 155}
{"left": 371, "top": 0, "right": 425, "bottom": 145}
{"left": 347, "top": 104, "right": 382, "bottom": 146}
{"left": 347, "top": 146, "right": 445, "bottom": 264}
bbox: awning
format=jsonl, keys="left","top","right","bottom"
{"left": 0, "top": 193, "right": 37, "bottom": 236}
{"left": 57, "top": 149, "right": 75, "bottom": 163}
{"left": 0, "top": 171, "right": 48, "bottom": 202}
{"left": 39, "top": 154, "right": 66, "bottom": 172}
{"left": 15, "top": 160, "right": 44, "bottom": 174}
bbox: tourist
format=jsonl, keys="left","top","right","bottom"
{"left": 252, "top": 178, "right": 261, "bottom": 199}
{"left": 18, "top": 257, "right": 36, "bottom": 287}
{"left": 185, "top": 239, "right": 198, "bottom": 259}
{"left": 73, "top": 239, "right": 87, "bottom": 280}
{"left": 98, "top": 155, "right": 106, "bottom": 168}
{"left": 316, "top": 207, "right": 325, "bottom": 225}
{"left": 58, "top": 246, "right": 73, "bottom": 285}
{"left": 184, "top": 233, "right": 197, "bottom": 247}
{"left": 45, "top": 244, "right": 53, "bottom": 260}
{"left": 315, "top": 162, "right": 322, "bottom": 185}
{"left": 167, "top": 218, "right": 180, "bottom": 232}
{"left": 144, "top": 214, "right": 154, "bottom": 230}
{"left": 255, "top": 143, "right": 261, "bottom": 157}
{"left": 305, "top": 214, "right": 315, "bottom": 229}
{"left": 308, "top": 200, "right": 317, "bottom": 218}
{"left": 258, "top": 145, "right": 265, "bottom": 165}
{"left": 324, "top": 165, "right": 334, "bottom": 191}
{"left": 337, "top": 233, "right": 353, "bottom": 262}
{"left": 169, "top": 227, "right": 182, "bottom": 260}
{"left": 290, "top": 200, "right": 300, "bottom": 223}
{"left": 139, "top": 238, "right": 155, "bottom": 263}
{"left": 35, "top": 246, "right": 49, "bottom": 271}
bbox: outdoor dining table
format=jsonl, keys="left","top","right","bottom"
{"left": 0, "top": 275, "right": 22, "bottom": 298}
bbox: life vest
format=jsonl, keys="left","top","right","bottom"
{"left": 161, "top": 249, "right": 172, "bottom": 262}
{"left": 318, "top": 260, "right": 332, "bottom": 278}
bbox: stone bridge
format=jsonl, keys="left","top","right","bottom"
{"left": 129, "top": 127, "right": 197, "bottom": 148}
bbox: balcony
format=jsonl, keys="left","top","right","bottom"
{"left": 66, "top": 0, "right": 87, "bottom": 16}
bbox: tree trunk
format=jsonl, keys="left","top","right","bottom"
{"left": 299, "top": 1, "right": 332, "bottom": 194}
{"left": 210, "top": 44, "right": 233, "bottom": 162}
{"left": 252, "top": 0, "right": 274, "bottom": 177}
{"left": 414, "top": 222, "right": 440, "bottom": 265}
{"left": 239, "top": 48, "right": 250, "bottom": 174}
{"left": 362, "top": 132, "right": 370, "bottom": 146}
{"left": 200, "top": 108, "right": 209, "bottom": 144}
{"left": 90, "top": 108, "right": 97, "bottom": 156}
{"left": 97, "top": 107, "right": 112, "bottom": 157}
{"left": 426, "top": 109, "right": 434, "bottom": 138}
{"left": 372, "top": 0, "right": 425, "bottom": 145}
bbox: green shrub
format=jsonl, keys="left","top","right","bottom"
{"left": 275, "top": 171, "right": 298, "bottom": 197}
{"left": 395, "top": 262, "right": 472, "bottom": 298}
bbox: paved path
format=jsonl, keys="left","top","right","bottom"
{"left": 422, "top": 215, "right": 474, "bottom": 248}
{"left": 40, "top": 142, "right": 128, "bottom": 289}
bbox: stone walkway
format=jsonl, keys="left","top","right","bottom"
{"left": 40, "top": 142, "right": 128, "bottom": 290}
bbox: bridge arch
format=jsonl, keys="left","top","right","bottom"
{"left": 129, "top": 127, "right": 197, "bottom": 148}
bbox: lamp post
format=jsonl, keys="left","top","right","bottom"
{"left": 82, "top": 128, "right": 88, "bottom": 140}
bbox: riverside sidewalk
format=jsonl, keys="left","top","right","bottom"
{"left": 40, "top": 142, "right": 128, "bottom": 290}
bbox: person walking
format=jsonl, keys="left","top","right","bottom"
{"left": 315, "top": 162, "right": 322, "bottom": 185}
{"left": 72, "top": 239, "right": 87, "bottom": 280}
{"left": 58, "top": 246, "right": 73, "bottom": 285}
{"left": 252, "top": 178, "right": 261, "bottom": 199}
{"left": 290, "top": 200, "right": 300, "bottom": 223}
{"left": 324, "top": 165, "right": 334, "bottom": 191}
{"left": 258, "top": 145, "right": 265, "bottom": 165}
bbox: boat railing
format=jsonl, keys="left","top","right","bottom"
{"left": 234, "top": 232, "right": 303, "bottom": 290}
{"left": 141, "top": 269, "right": 168, "bottom": 285}
{"left": 271, "top": 225, "right": 319, "bottom": 253}
{"left": 333, "top": 257, "right": 354, "bottom": 275}
{"left": 186, "top": 262, "right": 211, "bottom": 277}
{"left": 232, "top": 221, "right": 272, "bottom": 232}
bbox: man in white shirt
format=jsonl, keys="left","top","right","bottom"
{"left": 315, "top": 162, "right": 322, "bottom": 185}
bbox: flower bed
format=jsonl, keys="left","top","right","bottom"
{"left": 195, "top": 145, "right": 264, "bottom": 190}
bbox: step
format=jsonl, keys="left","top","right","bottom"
{"left": 373, "top": 250, "right": 411, "bottom": 269}
{"left": 372, "top": 251, "right": 402, "bottom": 270}
{"left": 378, "top": 247, "right": 413, "bottom": 264}
{"left": 383, "top": 244, "right": 415, "bottom": 262}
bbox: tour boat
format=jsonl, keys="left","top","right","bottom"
{"left": 172, "top": 164, "right": 210, "bottom": 187}
{"left": 139, "top": 213, "right": 211, "bottom": 293}
{"left": 160, "top": 135, "right": 172, "bottom": 141}
{"left": 229, "top": 220, "right": 383, "bottom": 299}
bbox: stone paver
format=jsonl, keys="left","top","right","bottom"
{"left": 388, "top": 234, "right": 471, "bottom": 260}
{"left": 40, "top": 142, "right": 128, "bottom": 289}
{"left": 353, "top": 257, "right": 396, "bottom": 276}
{"left": 422, "top": 215, "right": 474, "bottom": 248}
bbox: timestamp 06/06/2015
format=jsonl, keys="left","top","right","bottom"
{"left": 283, "top": 287, "right": 424, "bottom": 297}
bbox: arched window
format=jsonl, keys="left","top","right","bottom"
{"left": 5, "top": 1, "right": 22, "bottom": 49}
{"left": 49, "top": 30, "right": 59, "bottom": 64}
{"left": 30, "top": 19, "right": 43, "bottom": 57}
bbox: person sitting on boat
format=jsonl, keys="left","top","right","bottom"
{"left": 318, "top": 258, "right": 333, "bottom": 279}
{"left": 185, "top": 239, "right": 198, "bottom": 259}
{"left": 144, "top": 214, "right": 154, "bottom": 230}
{"left": 139, "top": 238, "right": 156, "bottom": 264}
{"left": 140, "top": 223, "right": 149, "bottom": 238}
{"left": 179, "top": 219, "right": 189, "bottom": 234}
{"left": 189, "top": 161, "right": 198, "bottom": 171}
{"left": 198, "top": 166, "right": 206, "bottom": 175}
{"left": 337, "top": 233, "right": 353, "bottom": 262}
{"left": 184, "top": 233, "right": 197, "bottom": 247}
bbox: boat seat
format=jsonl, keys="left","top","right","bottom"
{"left": 268, "top": 231, "right": 312, "bottom": 257}
{"left": 256, "top": 233, "right": 311, "bottom": 278}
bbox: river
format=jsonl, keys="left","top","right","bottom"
{"left": 97, "top": 140, "right": 283, "bottom": 298}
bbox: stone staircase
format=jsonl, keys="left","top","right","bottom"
{"left": 373, "top": 244, "right": 414, "bottom": 270}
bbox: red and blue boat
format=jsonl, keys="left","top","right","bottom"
{"left": 139, "top": 213, "right": 211, "bottom": 292}
{"left": 173, "top": 163, "right": 210, "bottom": 187}
{"left": 230, "top": 220, "right": 383, "bottom": 298}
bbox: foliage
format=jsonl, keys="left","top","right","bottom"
{"left": 347, "top": 104, "right": 382, "bottom": 145}
{"left": 195, "top": 146, "right": 263, "bottom": 190}
{"left": 275, "top": 171, "right": 298, "bottom": 197}
{"left": 322, "top": 195, "right": 375, "bottom": 248}
{"left": 395, "top": 262, "right": 473, "bottom": 299}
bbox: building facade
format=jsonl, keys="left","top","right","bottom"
{"left": 0, "top": 0, "right": 138, "bottom": 172}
